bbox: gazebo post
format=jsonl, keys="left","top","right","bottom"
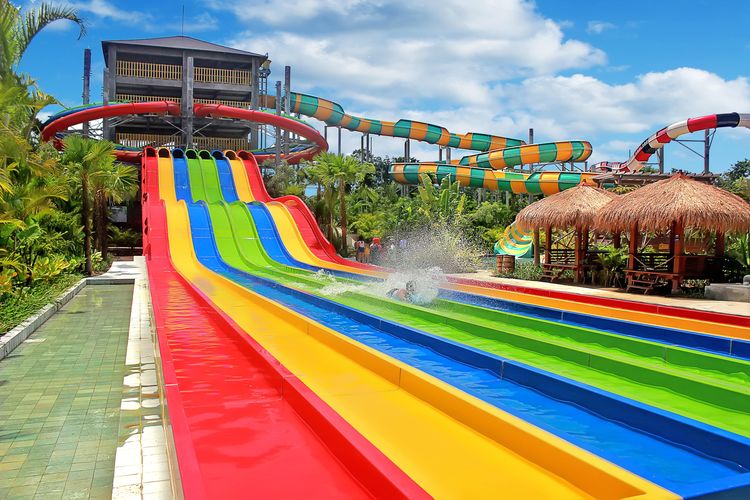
{"left": 672, "top": 220, "right": 684, "bottom": 292}
{"left": 580, "top": 226, "right": 590, "bottom": 283}
{"left": 715, "top": 231, "right": 725, "bottom": 257}
{"left": 545, "top": 225, "right": 552, "bottom": 265}
{"left": 533, "top": 228, "right": 540, "bottom": 266}
{"left": 575, "top": 227, "right": 583, "bottom": 283}
{"left": 668, "top": 221, "right": 676, "bottom": 258}
{"left": 613, "top": 232, "right": 621, "bottom": 249}
{"left": 627, "top": 222, "right": 638, "bottom": 287}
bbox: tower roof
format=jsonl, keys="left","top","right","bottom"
{"left": 102, "top": 35, "right": 266, "bottom": 62}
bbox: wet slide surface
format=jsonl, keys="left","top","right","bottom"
{"left": 155, "top": 149, "right": 669, "bottom": 498}
{"left": 174, "top": 149, "right": 750, "bottom": 496}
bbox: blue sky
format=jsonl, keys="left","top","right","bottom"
{"left": 20, "top": 0, "right": 750, "bottom": 173}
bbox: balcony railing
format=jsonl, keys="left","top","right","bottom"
{"left": 116, "top": 60, "right": 182, "bottom": 80}
{"left": 116, "top": 132, "right": 251, "bottom": 151}
{"left": 116, "top": 93, "right": 180, "bottom": 104}
{"left": 115, "top": 93, "right": 251, "bottom": 108}
{"left": 116, "top": 61, "right": 251, "bottom": 86}
{"left": 194, "top": 66, "right": 250, "bottom": 86}
{"left": 116, "top": 133, "right": 180, "bottom": 148}
{"left": 193, "top": 136, "right": 251, "bottom": 151}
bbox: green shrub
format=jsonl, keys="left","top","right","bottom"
{"left": 497, "top": 261, "right": 544, "bottom": 280}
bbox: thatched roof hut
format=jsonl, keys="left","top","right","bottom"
{"left": 595, "top": 173, "right": 750, "bottom": 233}
{"left": 517, "top": 184, "right": 617, "bottom": 230}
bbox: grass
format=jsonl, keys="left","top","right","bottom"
{"left": 0, "top": 273, "right": 85, "bottom": 334}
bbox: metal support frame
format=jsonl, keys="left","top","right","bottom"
{"left": 667, "top": 129, "right": 715, "bottom": 174}
{"left": 275, "top": 80, "right": 281, "bottom": 167}
{"left": 337, "top": 126, "right": 342, "bottom": 156}
{"left": 82, "top": 49, "right": 91, "bottom": 137}
{"left": 181, "top": 54, "right": 194, "bottom": 148}
{"left": 283, "top": 65, "right": 291, "bottom": 157}
{"left": 404, "top": 139, "right": 410, "bottom": 160}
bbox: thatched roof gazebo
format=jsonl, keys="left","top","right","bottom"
{"left": 517, "top": 184, "right": 617, "bottom": 282}
{"left": 594, "top": 172, "right": 750, "bottom": 292}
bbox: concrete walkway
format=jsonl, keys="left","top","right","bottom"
{"left": 451, "top": 270, "right": 750, "bottom": 317}
{"left": 0, "top": 285, "right": 133, "bottom": 499}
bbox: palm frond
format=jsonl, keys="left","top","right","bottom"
{"left": 16, "top": 2, "right": 85, "bottom": 64}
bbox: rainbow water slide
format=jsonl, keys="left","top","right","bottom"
{"left": 153, "top": 144, "right": 750, "bottom": 497}
{"left": 147, "top": 146, "right": 686, "bottom": 498}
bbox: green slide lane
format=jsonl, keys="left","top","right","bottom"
{"left": 197, "top": 151, "right": 224, "bottom": 203}
{"left": 191, "top": 153, "right": 750, "bottom": 436}
{"left": 186, "top": 152, "right": 208, "bottom": 202}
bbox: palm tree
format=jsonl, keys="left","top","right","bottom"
{"left": 302, "top": 155, "right": 338, "bottom": 242}
{"left": 310, "top": 152, "right": 374, "bottom": 256}
{"left": 92, "top": 162, "right": 138, "bottom": 258}
{"left": 0, "top": 1, "right": 85, "bottom": 81}
{"left": 61, "top": 136, "right": 114, "bottom": 275}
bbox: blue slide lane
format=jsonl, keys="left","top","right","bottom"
{"left": 179, "top": 195, "right": 750, "bottom": 497}
{"left": 211, "top": 151, "right": 239, "bottom": 203}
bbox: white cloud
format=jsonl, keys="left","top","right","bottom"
{"left": 222, "top": 0, "right": 606, "bottom": 110}
{"left": 68, "top": 0, "right": 140, "bottom": 22}
{"left": 586, "top": 21, "right": 615, "bottom": 34}
{"left": 207, "top": 0, "right": 750, "bottom": 168}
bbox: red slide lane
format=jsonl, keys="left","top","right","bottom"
{"left": 142, "top": 149, "right": 427, "bottom": 499}
{"left": 236, "top": 150, "right": 382, "bottom": 272}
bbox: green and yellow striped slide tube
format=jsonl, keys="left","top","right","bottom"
{"left": 389, "top": 163, "right": 598, "bottom": 195}
{"left": 263, "top": 92, "right": 524, "bottom": 151}
{"left": 459, "top": 140, "right": 592, "bottom": 169}
{"left": 494, "top": 223, "right": 534, "bottom": 256}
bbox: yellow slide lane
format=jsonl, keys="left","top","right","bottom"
{"left": 227, "top": 155, "right": 255, "bottom": 201}
{"left": 156, "top": 150, "right": 673, "bottom": 499}
{"left": 265, "top": 202, "right": 383, "bottom": 277}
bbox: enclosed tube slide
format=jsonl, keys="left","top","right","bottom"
{"left": 263, "top": 92, "right": 524, "bottom": 151}
{"left": 623, "top": 112, "right": 750, "bottom": 172}
{"left": 390, "top": 163, "right": 597, "bottom": 195}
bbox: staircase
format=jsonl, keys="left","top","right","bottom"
{"left": 626, "top": 274, "right": 664, "bottom": 294}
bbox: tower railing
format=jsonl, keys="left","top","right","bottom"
{"left": 116, "top": 61, "right": 251, "bottom": 86}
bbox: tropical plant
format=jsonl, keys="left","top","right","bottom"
{"left": 727, "top": 232, "right": 750, "bottom": 267}
{"left": 61, "top": 135, "right": 116, "bottom": 275}
{"left": 416, "top": 173, "right": 466, "bottom": 222}
{"left": 0, "top": 1, "right": 85, "bottom": 82}
{"left": 304, "top": 152, "right": 375, "bottom": 255}
{"left": 92, "top": 162, "right": 138, "bottom": 257}
{"left": 594, "top": 245, "right": 627, "bottom": 288}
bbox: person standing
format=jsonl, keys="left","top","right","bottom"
{"left": 356, "top": 237, "right": 365, "bottom": 262}
{"left": 370, "top": 237, "right": 382, "bottom": 264}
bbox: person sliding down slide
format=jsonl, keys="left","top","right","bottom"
{"left": 387, "top": 281, "right": 417, "bottom": 303}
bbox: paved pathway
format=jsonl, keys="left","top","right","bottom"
{"left": 0, "top": 285, "right": 132, "bottom": 499}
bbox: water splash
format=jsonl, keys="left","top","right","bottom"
{"left": 316, "top": 266, "right": 445, "bottom": 306}
{"left": 377, "top": 223, "right": 482, "bottom": 274}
